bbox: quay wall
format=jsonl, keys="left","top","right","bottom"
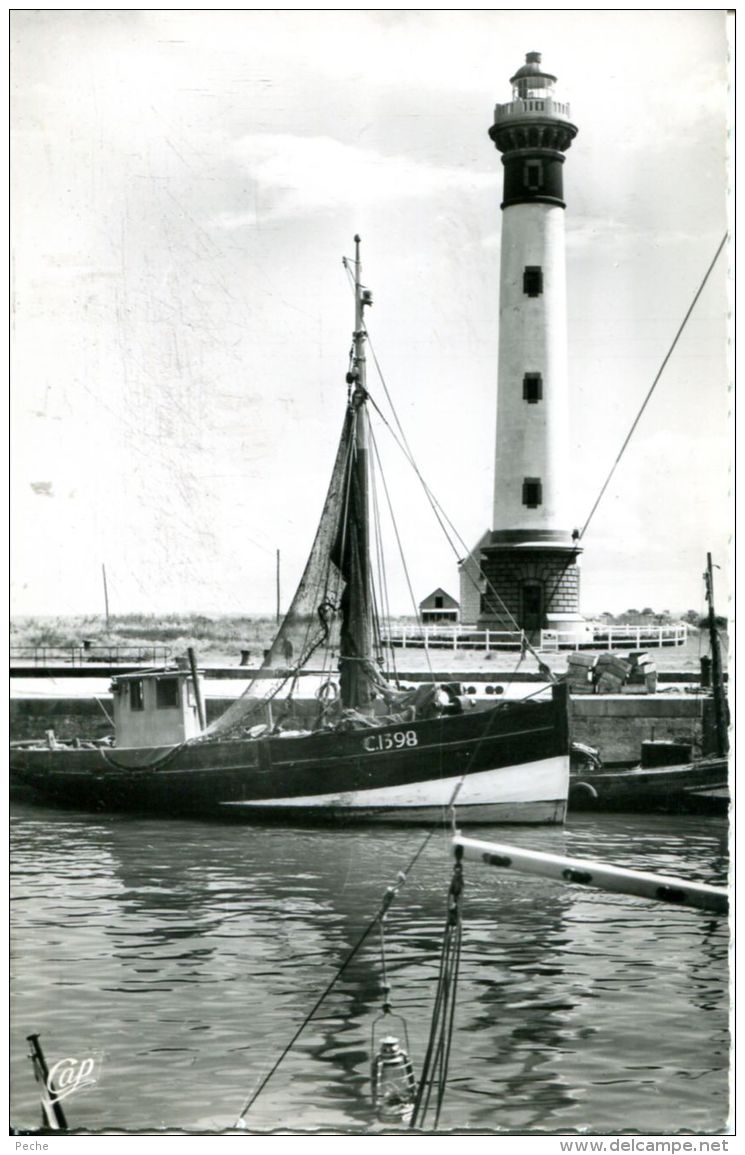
{"left": 568, "top": 695, "right": 711, "bottom": 764}
{"left": 11, "top": 691, "right": 715, "bottom": 764}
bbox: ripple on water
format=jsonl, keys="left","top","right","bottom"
{"left": 10, "top": 804, "right": 729, "bottom": 1133}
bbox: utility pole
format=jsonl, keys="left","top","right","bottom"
{"left": 276, "top": 549, "right": 281, "bottom": 623}
{"left": 102, "top": 563, "right": 110, "bottom": 629}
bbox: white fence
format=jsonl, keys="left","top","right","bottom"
{"left": 381, "top": 624, "right": 687, "bottom": 652}
{"left": 382, "top": 626, "right": 525, "bottom": 651}
{"left": 541, "top": 624, "right": 688, "bottom": 652}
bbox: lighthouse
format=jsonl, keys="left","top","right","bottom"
{"left": 470, "top": 52, "right": 586, "bottom": 642}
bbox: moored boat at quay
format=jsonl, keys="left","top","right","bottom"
{"left": 10, "top": 240, "right": 571, "bottom": 825}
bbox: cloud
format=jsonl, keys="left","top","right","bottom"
{"left": 565, "top": 217, "right": 722, "bottom": 252}
{"left": 212, "top": 134, "right": 494, "bottom": 226}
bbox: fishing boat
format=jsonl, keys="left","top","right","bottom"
{"left": 569, "top": 750, "right": 729, "bottom": 815}
{"left": 10, "top": 239, "right": 570, "bottom": 825}
{"left": 569, "top": 554, "right": 729, "bottom": 816}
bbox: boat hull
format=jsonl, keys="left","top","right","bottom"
{"left": 10, "top": 691, "right": 569, "bottom": 825}
{"left": 569, "top": 757, "right": 729, "bottom": 815}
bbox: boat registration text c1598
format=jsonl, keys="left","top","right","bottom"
{"left": 363, "top": 730, "right": 418, "bottom": 752}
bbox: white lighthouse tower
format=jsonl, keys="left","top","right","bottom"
{"left": 474, "top": 52, "right": 585, "bottom": 642}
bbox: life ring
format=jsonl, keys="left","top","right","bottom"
{"left": 316, "top": 679, "right": 339, "bottom": 704}
{"left": 570, "top": 780, "right": 599, "bottom": 801}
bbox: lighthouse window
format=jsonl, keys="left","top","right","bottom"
{"left": 129, "top": 679, "right": 144, "bottom": 711}
{"left": 523, "top": 373, "right": 543, "bottom": 403}
{"left": 524, "top": 160, "right": 543, "bottom": 191}
{"left": 523, "top": 266, "right": 543, "bottom": 297}
{"left": 522, "top": 478, "right": 543, "bottom": 508}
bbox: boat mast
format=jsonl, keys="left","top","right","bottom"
{"left": 705, "top": 552, "right": 728, "bottom": 756}
{"left": 339, "top": 235, "right": 375, "bottom": 712}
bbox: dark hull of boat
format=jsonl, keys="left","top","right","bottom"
{"left": 569, "top": 757, "right": 729, "bottom": 815}
{"left": 10, "top": 690, "right": 569, "bottom": 825}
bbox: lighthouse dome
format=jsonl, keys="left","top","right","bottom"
{"left": 510, "top": 52, "right": 557, "bottom": 99}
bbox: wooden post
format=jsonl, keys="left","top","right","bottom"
{"left": 187, "top": 646, "right": 206, "bottom": 731}
{"left": 705, "top": 552, "right": 729, "bottom": 756}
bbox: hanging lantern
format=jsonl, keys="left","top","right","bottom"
{"left": 371, "top": 1034, "right": 417, "bottom": 1123}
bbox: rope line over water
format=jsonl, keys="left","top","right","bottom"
{"left": 233, "top": 824, "right": 438, "bottom": 1127}
{"left": 579, "top": 233, "right": 728, "bottom": 540}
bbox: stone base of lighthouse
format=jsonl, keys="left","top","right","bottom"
{"left": 477, "top": 541, "right": 588, "bottom": 644}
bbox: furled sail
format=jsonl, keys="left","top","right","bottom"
{"left": 333, "top": 388, "right": 374, "bottom": 713}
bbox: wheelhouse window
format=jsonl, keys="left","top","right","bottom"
{"left": 129, "top": 679, "right": 144, "bottom": 711}
{"left": 523, "top": 266, "right": 543, "bottom": 297}
{"left": 522, "top": 477, "right": 543, "bottom": 508}
{"left": 523, "top": 372, "right": 543, "bottom": 403}
{"left": 156, "top": 678, "right": 180, "bottom": 709}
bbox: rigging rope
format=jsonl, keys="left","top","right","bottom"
{"left": 94, "top": 696, "right": 114, "bottom": 726}
{"left": 368, "top": 433, "right": 400, "bottom": 680}
{"left": 233, "top": 701, "right": 508, "bottom": 1130}
{"left": 409, "top": 844, "right": 464, "bottom": 1130}
{"left": 363, "top": 234, "right": 727, "bottom": 667}
{"left": 363, "top": 349, "right": 551, "bottom": 677}
{"left": 367, "top": 437, "right": 387, "bottom": 658}
{"left": 578, "top": 233, "right": 728, "bottom": 540}
{"left": 368, "top": 422, "right": 438, "bottom": 689}
{"left": 345, "top": 261, "right": 514, "bottom": 633}
{"left": 233, "top": 663, "right": 563, "bottom": 1128}
{"left": 234, "top": 825, "right": 438, "bottom": 1128}
{"left": 344, "top": 257, "right": 539, "bottom": 671}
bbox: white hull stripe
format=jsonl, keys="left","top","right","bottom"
{"left": 222, "top": 755, "right": 569, "bottom": 809}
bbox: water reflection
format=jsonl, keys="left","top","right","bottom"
{"left": 10, "top": 803, "right": 729, "bottom": 1133}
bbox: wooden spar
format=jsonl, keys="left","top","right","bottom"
{"left": 187, "top": 646, "right": 206, "bottom": 731}
{"left": 339, "top": 234, "right": 374, "bottom": 712}
{"left": 352, "top": 234, "right": 371, "bottom": 686}
{"left": 453, "top": 835, "right": 728, "bottom": 916}
{"left": 705, "top": 552, "right": 729, "bottom": 756}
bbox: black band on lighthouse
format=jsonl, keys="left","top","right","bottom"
{"left": 501, "top": 151, "right": 566, "bottom": 208}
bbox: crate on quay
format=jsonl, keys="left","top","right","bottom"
{"left": 566, "top": 651, "right": 596, "bottom": 693}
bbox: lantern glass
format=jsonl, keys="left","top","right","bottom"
{"left": 371, "top": 1036, "right": 416, "bottom": 1123}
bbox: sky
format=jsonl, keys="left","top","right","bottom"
{"left": 10, "top": 10, "right": 732, "bottom": 620}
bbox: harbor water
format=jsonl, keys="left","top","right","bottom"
{"left": 10, "top": 801, "right": 729, "bottom": 1134}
